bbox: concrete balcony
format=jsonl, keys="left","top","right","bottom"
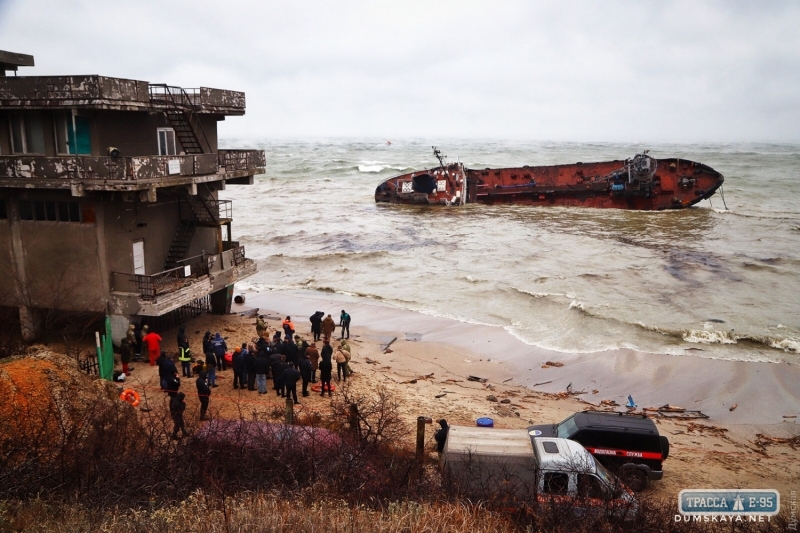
{"left": 0, "top": 76, "right": 246, "bottom": 114}
{"left": 0, "top": 149, "right": 265, "bottom": 192}
{"left": 110, "top": 245, "right": 257, "bottom": 317}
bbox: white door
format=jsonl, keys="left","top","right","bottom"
{"left": 132, "top": 240, "right": 145, "bottom": 275}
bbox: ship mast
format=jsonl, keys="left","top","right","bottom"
{"left": 432, "top": 146, "right": 446, "bottom": 169}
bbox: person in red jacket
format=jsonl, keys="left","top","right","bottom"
{"left": 142, "top": 328, "right": 163, "bottom": 366}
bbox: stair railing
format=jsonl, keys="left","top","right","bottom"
{"left": 149, "top": 84, "right": 212, "bottom": 154}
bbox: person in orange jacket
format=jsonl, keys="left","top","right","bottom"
{"left": 282, "top": 316, "right": 295, "bottom": 339}
{"left": 142, "top": 328, "right": 163, "bottom": 366}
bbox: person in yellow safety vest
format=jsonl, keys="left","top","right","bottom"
{"left": 177, "top": 325, "right": 192, "bottom": 378}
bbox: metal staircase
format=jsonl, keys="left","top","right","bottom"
{"left": 164, "top": 219, "right": 197, "bottom": 270}
{"left": 163, "top": 193, "right": 233, "bottom": 270}
{"left": 149, "top": 84, "right": 211, "bottom": 154}
{"left": 180, "top": 194, "right": 231, "bottom": 225}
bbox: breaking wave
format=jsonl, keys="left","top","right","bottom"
{"left": 299, "top": 250, "right": 390, "bottom": 262}
{"left": 357, "top": 163, "right": 415, "bottom": 173}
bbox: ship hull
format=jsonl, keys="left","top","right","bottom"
{"left": 374, "top": 157, "right": 724, "bottom": 210}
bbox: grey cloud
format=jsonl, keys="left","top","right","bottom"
{"left": 1, "top": 0, "right": 799, "bottom": 142}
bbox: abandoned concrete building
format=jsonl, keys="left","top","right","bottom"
{"left": 0, "top": 50, "right": 263, "bottom": 342}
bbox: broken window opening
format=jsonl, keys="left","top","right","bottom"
{"left": 412, "top": 173, "right": 437, "bottom": 194}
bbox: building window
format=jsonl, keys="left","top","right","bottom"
{"left": 17, "top": 200, "right": 82, "bottom": 222}
{"left": 18, "top": 201, "right": 33, "bottom": 220}
{"left": 9, "top": 113, "right": 46, "bottom": 154}
{"left": 0, "top": 200, "right": 7, "bottom": 220}
{"left": 53, "top": 112, "right": 92, "bottom": 155}
{"left": 54, "top": 113, "right": 70, "bottom": 154}
{"left": 158, "top": 128, "right": 177, "bottom": 156}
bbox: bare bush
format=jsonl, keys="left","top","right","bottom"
{"left": 4, "top": 364, "right": 794, "bottom": 532}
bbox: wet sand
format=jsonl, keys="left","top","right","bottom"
{"left": 241, "top": 289, "right": 800, "bottom": 426}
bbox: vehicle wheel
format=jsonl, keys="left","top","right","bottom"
{"left": 620, "top": 468, "right": 648, "bottom": 492}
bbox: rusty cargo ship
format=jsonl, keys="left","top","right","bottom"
{"left": 374, "top": 149, "right": 724, "bottom": 210}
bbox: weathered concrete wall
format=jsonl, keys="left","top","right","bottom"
{"left": 0, "top": 76, "right": 149, "bottom": 104}
{"left": 95, "top": 110, "right": 219, "bottom": 156}
{"left": 0, "top": 188, "right": 226, "bottom": 317}
{"left": 0, "top": 113, "right": 9, "bottom": 154}
{"left": 199, "top": 87, "right": 245, "bottom": 109}
{"left": 0, "top": 190, "right": 107, "bottom": 312}
{"left": 187, "top": 226, "right": 222, "bottom": 258}
{"left": 101, "top": 192, "right": 220, "bottom": 277}
{"left": 102, "top": 196, "right": 178, "bottom": 276}
{"left": 95, "top": 111, "right": 168, "bottom": 157}
{"left": 199, "top": 114, "right": 219, "bottom": 152}
{"left": 0, "top": 219, "right": 15, "bottom": 307}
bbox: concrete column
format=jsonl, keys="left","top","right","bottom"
{"left": 94, "top": 202, "right": 111, "bottom": 310}
{"left": 6, "top": 197, "right": 37, "bottom": 340}
{"left": 210, "top": 284, "right": 233, "bottom": 315}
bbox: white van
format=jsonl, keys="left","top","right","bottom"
{"left": 442, "top": 425, "right": 638, "bottom": 518}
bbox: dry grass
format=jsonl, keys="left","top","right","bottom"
{"left": 3, "top": 491, "right": 796, "bottom": 533}
{"left": 2, "top": 491, "right": 516, "bottom": 533}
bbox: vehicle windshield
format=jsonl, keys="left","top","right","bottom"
{"left": 555, "top": 415, "right": 578, "bottom": 439}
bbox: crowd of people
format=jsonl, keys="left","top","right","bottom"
{"left": 117, "top": 309, "right": 355, "bottom": 439}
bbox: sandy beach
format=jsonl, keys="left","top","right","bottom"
{"left": 242, "top": 289, "right": 800, "bottom": 425}
{"left": 117, "top": 287, "right": 800, "bottom": 501}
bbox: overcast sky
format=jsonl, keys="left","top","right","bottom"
{"left": 1, "top": 0, "right": 799, "bottom": 143}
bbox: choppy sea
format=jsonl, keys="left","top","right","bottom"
{"left": 219, "top": 139, "right": 800, "bottom": 364}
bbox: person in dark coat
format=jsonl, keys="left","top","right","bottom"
{"left": 164, "top": 372, "right": 181, "bottom": 398}
{"left": 170, "top": 391, "right": 188, "bottom": 439}
{"left": 272, "top": 355, "right": 288, "bottom": 397}
{"left": 318, "top": 357, "right": 333, "bottom": 397}
{"left": 205, "top": 351, "right": 218, "bottom": 387}
{"left": 212, "top": 332, "right": 228, "bottom": 371}
{"left": 254, "top": 352, "right": 270, "bottom": 394}
{"left": 320, "top": 338, "right": 333, "bottom": 364}
{"left": 196, "top": 371, "right": 211, "bottom": 420}
{"left": 269, "top": 351, "right": 282, "bottom": 391}
{"left": 119, "top": 337, "right": 134, "bottom": 375}
{"left": 271, "top": 334, "right": 284, "bottom": 356}
{"left": 434, "top": 419, "right": 449, "bottom": 452}
{"left": 309, "top": 311, "right": 324, "bottom": 342}
{"left": 202, "top": 331, "right": 213, "bottom": 356}
{"left": 255, "top": 335, "right": 269, "bottom": 355}
{"left": 245, "top": 347, "right": 257, "bottom": 391}
{"left": 157, "top": 351, "right": 175, "bottom": 392}
{"left": 305, "top": 342, "right": 320, "bottom": 382}
{"left": 134, "top": 323, "right": 144, "bottom": 360}
{"left": 283, "top": 337, "right": 298, "bottom": 367}
{"left": 298, "top": 354, "right": 312, "bottom": 397}
{"left": 282, "top": 363, "right": 301, "bottom": 404}
{"left": 231, "top": 347, "right": 245, "bottom": 389}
